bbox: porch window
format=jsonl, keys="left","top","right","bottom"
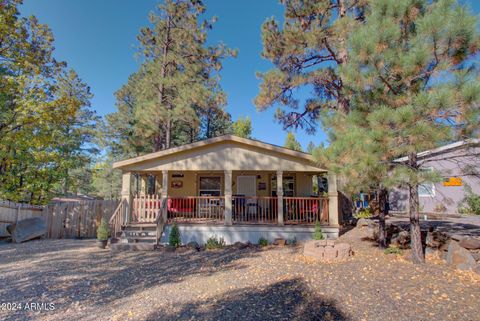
{"left": 199, "top": 176, "right": 221, "bottom": 196}
{"left": 271, "top": 175, "right": 295, "bottom": 197}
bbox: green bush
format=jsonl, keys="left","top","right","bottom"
{"left": 384, "top": 246, "right": 403, "bottom": 255}
{"left": 205, "top": 235, "right": 225, "bottom": 250}
{"left": 169, "top": 222, "right": 181, "bottom": 247}
{"left": 354, "top": 208, "right": 373, "bottom": 219}
{"left": 461, "top": 193, "right": 480, "bottom": 215}
{"left": 96, "top": 218, "right": 110, "bottom": 241}
{"left": 258, "top": 237, "right": 268, "bottom": 246}
{"left": 313, "top": 220, "right": 325, "bottom": 240}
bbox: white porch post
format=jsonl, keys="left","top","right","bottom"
{"left": 121, "top": 172, "right": 132, "bottom": 223}
{"left": 277, "top": 170, "right": 284, "bottom": 226}
{"left": 224, "top": 170, "right": 233, "bottom": 225}
{"left": 161, "top": 170, "right": 168, "bottom": 221}
{"left": 328, "top": 172, "right": 339, "bottom": 227}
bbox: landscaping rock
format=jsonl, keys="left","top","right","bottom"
{"left": 304, "top": 240, "right": 352, "bottom": 261}
{"left": 356, "top": 218, "right": 369, "bottom": 228}
{"left": 186, "top": 241, "right": 201, "bottom": 251}
{"left": 446, "top": 241, "right": 477, "bottom": 271}
{"left": 7, "top": 217, "right": 47, "bottom": 243}
{"left": 426, "top": 231, "right": 449, "bottom": 249}
{"left": 470, "top": 250, "right": 480, "bottom": 262}
{"left": 232, "top": 241, "right": 249, "bottom": 250}
{"left": 391, "top": 231, "right": 410, "bottom": 249}
{"left": 273, "top": 238, "right": 286, "bottom": 246}
{"left": 164, "top": 245, "right": 176, "bottom": 252}
{"left": 459, "top": 237, "right": 480, "bottom": 250}
{"left": 334, "top": 243, "right": 352, "bottom": 260}
{"left": 323, "top": 246, "right": 337, "bottom": 260}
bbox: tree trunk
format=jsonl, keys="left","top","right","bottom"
{"left": 408, "top": 153, "right": 425, "bottom": 263}
{"left": 378, "top": 187, "right": 387, "bottom": 248}
{"left": 165, "top": 119, "right": 171, "bottom": 149}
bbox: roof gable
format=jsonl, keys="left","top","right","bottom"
{"left": 113, "top": 135, "right": 326, "bottom": 172}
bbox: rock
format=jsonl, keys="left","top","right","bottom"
{"left": 303, "top": 240, "right": 325, "bottom": 259}
{"left": 474, "top": 264, "right": 480, "bottom": 275}
{"left": 175, "top": 246, "right": 191, "bottom": 253}
{"left": 426, "top": 231, "right": 449, "bottom": 249}
{"left": 459, "top": 237, "right": 480, "bottom": 250}
{"left": 186, "top": 241, "right": 201, "bottom": 251}
{"left": 446, "top": 241, "right": 477, "bottom": 271}
{"left": 356, "top": 218, "right": 369, "bottom": 228}
{"left": 326, "top": 240, "right": 335, "bottom": 247}
{"left": 323, "top": 247, "right": 337, "bottom": 260}
{"left": 364, "top": 226, "right": 378, "bottom": 241}
{"left": 334, "top": 243, "right": 351, "bottom": 260}
{"left": 164, "top": 245, "right": 176, "bottom": 252}
{"left": 470, "top": 251, "right": 480, "bottom": 262}
{"left": 232, "top": 241, "right": 249, "bottom": 249}
{"left": 7, "top": 217, "right": 47, "bottom": 243}
{"left": 273, "top": 238, "right": 286, "bottom": 246}
{"left": 391, "top": 231, "right": 410, "bottom": 249}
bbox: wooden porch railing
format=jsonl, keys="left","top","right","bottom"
{"left": 109, "top": 199, "right": 127, "bottom": 238}
{"left": 284, "top": 197, "right": 329, "bottom": 224}
{"left": 167, "top": 196, "right": 225, "bottom": 223}
{"left": 232, "top": 196, "right": 278, "bottom": 224}
{"left": 132, "top": 194, "right": 161, "bottom": 222}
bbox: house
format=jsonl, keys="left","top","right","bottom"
{"left": 389, "top": 139, "right": 480, "bottom": 215}
{"left": 110, "top": 135, "right": 341, "bottom": 246}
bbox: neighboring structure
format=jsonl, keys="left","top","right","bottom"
{"left": 111, "top": 135, "right": 341, "bottom": 245}
{"left": 390, "top": 139, "right": 480, "bottom": 215}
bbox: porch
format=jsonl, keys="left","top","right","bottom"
{"left": 110, "top": 135, "right": 341, "bottom": 243}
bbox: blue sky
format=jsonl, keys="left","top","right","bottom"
{"left": 21, "top": 0, "right": 480, "bottom": 150}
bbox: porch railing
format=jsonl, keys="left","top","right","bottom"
{"left": 284, "top": 197, "right": 329, "bottom": 224}
{"left": 167, "top": 196, "right": 225, "bottom": 223}
{"left": 132, "top": 194, "right": 161, "bottom": 222}
{"left": 232, "top": 196, "right": 278, "bottom": 224}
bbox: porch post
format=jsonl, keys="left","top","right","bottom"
{"left": 161, "top": 170, "right": 168, "bottom": 221}
{"left": 327, "top": 172, "right": 339, "bottom": 227}
{"left": 277, "top": 170, "right": 284, "bottom": 226}
{"left": 224, "top": 170, "right": 233, "bottom": 225}
{"left": 121, "top": 171, "right": 132, "bottom": 223}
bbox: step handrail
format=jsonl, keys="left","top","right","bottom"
{"left": 109, "top": 199, "right": 127, "bottom": 238}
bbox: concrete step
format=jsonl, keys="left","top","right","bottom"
{"left": 127, "top": 222, "right": 156, "bottom": 228}
{"left": 123, "top": 230, "right": 156, "bottom": 235}
{"left": 110, "top": 243, "right": 156, "bottom": 251}
{"left": 126, "top": 236, "right": 157, "bottom": 241}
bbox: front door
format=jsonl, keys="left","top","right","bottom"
{"left": 237, "top": 176, "right": 256, "bottom": 196}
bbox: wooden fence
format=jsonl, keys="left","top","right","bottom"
{"left": 0, "top": 199, "right": 119, "bottom": 239}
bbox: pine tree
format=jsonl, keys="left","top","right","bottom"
{"left": 323, "top": 0, "right": 480, "bottom": 262}
{"left": 284, "top": 132, "right": 303, "bottom": 151}
{"left": 254, "top": 0, "right": 366, "bottom": 132}
{"left": 231, "top": 116, "right": 252, "bottom": 138}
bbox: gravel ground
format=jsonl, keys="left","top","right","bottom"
{"left": 1, "top": 230, "right": 479, "bottom": 321}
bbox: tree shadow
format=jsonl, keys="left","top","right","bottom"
{"left": 144, "top": 278, "right": 349, "bottom": 321}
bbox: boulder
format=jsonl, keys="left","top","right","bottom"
{"left": 391, "top": 231, "right": 410, "bottom": 249}
{"left": 323, "top": 247, "right": 337, "bottom": 260}
{"left": 186, "top": 241, "right": 201, "bottom": 251}
{"left": 446, "top": 241, "right": 477, "bottom": 271}
{"left": 459, "top": 237, "right": 480, "bottom": 250}
{"left": 232, "top": 241, "right": 249, "bottom": 250}
{"left": 7, "top": 217, "right": 47, "bottom": 243}
{"left": 273, "top": 238, "right": 286, "bottom": 246}
{"left": 470, "top": 251, "right": 480, "bottom": 262}
{"left": 356, "top": 218, "right": 369, "bottom": 228}
{"left": 334, "top": 243, "right": 352, "bottom": 260}
{"left": 303, "top": 240, "right": 326, "bottom": 259}
{"left": 426, "top": 231, "right": 449, "bottom": 249}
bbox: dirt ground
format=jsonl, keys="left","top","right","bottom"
{"left": 1, "top": 229, "right": 479, "bottom": 321}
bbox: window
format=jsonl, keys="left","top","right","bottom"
{"left": 418, "top": 183, "right": 435, "bottom": 197}
{"left": 271, "top": 175, "right": 295, "bottom": 197}
{"left": 199, "top": 177, "right": 221, "bottom": 196}
{"left": 418, "top": 167, "right": 435, "bottom": 197}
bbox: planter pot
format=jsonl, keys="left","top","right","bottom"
{"left": 97, "top": 239, "right": 108, "bottom": 249}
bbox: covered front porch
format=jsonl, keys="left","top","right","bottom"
{"left": 111, "top": 135, "right": 341, "bottom": 242}
{"left": 126, "top": 170, "right": 334, "bottom": 226}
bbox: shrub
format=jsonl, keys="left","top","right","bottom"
{"left": 96, "top": 218, "right": 110, "bottom": 241}
{"left": 258, "top": 237, "right": 268, "bottom": 246}
{"left": 313, "top": 220, "right": 325, "bottom": 240}
{"left": 354, "top": 208, "right": 373, "bottom": 219}
{"left": 384, "top": 246, "right": 403, "bottom": 255}
{"left": 205, "top": 235, "right": 225, "bottom": 250}
{"left": 460, "top": 192, "right": 480, "bottom": 215}
{"left": 169, "top": 222, "right": 181, "bottom": 247}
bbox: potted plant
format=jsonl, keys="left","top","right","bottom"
{"left": 96, "top": 218, "right": 110, "bottom": 249}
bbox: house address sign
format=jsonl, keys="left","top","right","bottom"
{"left": 443, "top": 177, "right": 462, "bottom": 186}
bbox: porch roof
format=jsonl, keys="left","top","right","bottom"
{"left": 113, "top": 135, "right": 328, "bottom": 172}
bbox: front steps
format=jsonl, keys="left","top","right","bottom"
{"left": 110, "top": 222, "right": 160, "bottom": 251}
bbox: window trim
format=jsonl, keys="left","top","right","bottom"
{"left": 418, "top": 167, "right": 435, "bottom": 197}
{"left": 198, "top": 176, "right": 222, "bottom": 196}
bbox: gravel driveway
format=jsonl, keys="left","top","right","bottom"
{"left": 1, "top": 232, "right": 479, "bottom": 321}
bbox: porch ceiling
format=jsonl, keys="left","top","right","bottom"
{"left": 113, "top": 135, "right": 327, "bottom": 172}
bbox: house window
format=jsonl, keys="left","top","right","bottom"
{"left": 418, "top": 183, "right": 435, "bottom": 197}
{"left": 418, "top": 167, "right": 435, "bottom": 197}
{"left": 199, "top": 176, "right": 221, "bottom": 196}
{"left": 271, "top": 175, "right": 295, "bottom": 197}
